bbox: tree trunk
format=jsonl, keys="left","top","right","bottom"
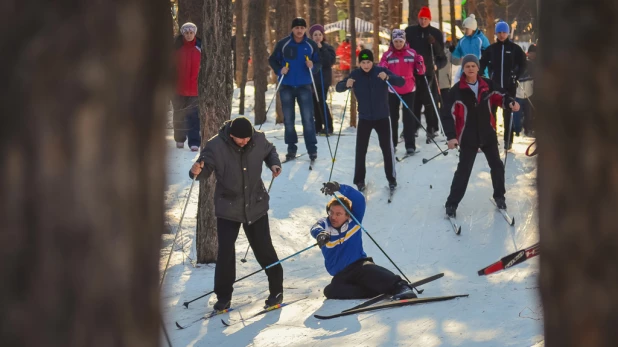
{"left": 468, "top": 0, "right": 478, "bottom": 21}
{"left": 0, "top": 0, "right": 170, "bottom": 345}
{"left": 409, "top": 0, "right": 428, "bottom": 24}
{"left": 251, "top": 0, "right": 269, "bottom": 125}
{"left": 239, "top": 13, "right": 252, "bottom": 115}
{"left": 273, "top": 0, "right": 297, "bottom": 124}
{"left": 318, "top": 0, "right": 326, "bottom": 23}
{"left": 309, "top": 0, "right": 318, "bottom": 24}
{"left": 483, "top": 0, "right": 495, "bottom": 43}
{"left": 235, "top": 0, "right": 245, "bottom": 85}
{"left": 196, "top": 0, "right": 234, "bottom": 263}
{"left": 538, "top": 2, "right": 618, "bottom": 346}
{"left": 438, "top": 0, "right": 443, "bottom": 31}
{"left": 372, "top": 0, "right": 380, "bottom": 60}
{"left": 349, "top": 0, "right": 357, "bottom": 127}
{"left": 450, "top": 0, "right": 456, "bottom": 43}
{"left": 178, "top": 0, "right": 203, "bottom": 26}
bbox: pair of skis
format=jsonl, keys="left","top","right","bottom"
{"left": 395, "top": 150, "right": 419, "bottom": 162}
{"left": 175, "top": 297, "right": 307, "bottom": 330}
{"left": 314, "top": 273, "right": 469, "bottom": 320}
{"left": 447, "top": 198, "right": 515, "bottom": 235}
{"left": 282, "top": 153, "right": 315, "bottom": 170}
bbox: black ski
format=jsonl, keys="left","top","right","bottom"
{"left": 282, "top": 153, "right": 307, "bottom": 164}
{"left": 314, "top": 294, "right": 469, "bottom": 320}
{"left": 396, "top": 150, "right": 420, "bottom": 162}
{"left": 175, "top": 303, "right": 248, "bottom": 329}
{"left": 341, "top": 273, "right": 444, "bottom": 313}
{"left": 221, "top": 297, "right": 306, "bottom": 327}
{"left": 489, "top": 198, "right": 515, "bottom": 226}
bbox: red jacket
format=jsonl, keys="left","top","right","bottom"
{"left": 378, "top": 43, "right": 426, "bottom": 94}
{"left": 176, "top": 37, "right": 201, "bottom": 96}
{"left": 336, "top": 42, "right": 359, "bottom": 71}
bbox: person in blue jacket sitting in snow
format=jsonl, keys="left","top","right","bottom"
{"left": 310, "top": 181, "right": 417, "bottom": 300}
{"left": 451, "top": 14, "right": 490, "bottom": 83}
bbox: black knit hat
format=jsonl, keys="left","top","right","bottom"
{"left": 358, "top": 49, "right": 374, "bottom": 63}
{"left": 291, "top": 17, "right": 307, "bottom": 28}
{"left": 229, "top": 117, "right": 254, "bottom": 138}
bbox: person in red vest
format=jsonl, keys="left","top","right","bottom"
{"left": 173, "top": 22, "right": 202, "bottom": 151}
{"left": 336, "top": 36, "right": 360, "bottom": 78}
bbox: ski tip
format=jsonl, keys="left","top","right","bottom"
{"left": 221, "top": 318, "right": 231, "bottom": 327}
{"left": 456, "top": 226, "right": 462, "bottom": 235}
{"left": 510, "top": 217, "right": 515, "bottom": 226}
{"left": 396, "top": 157, "right": 402, "bottom": 162}
{"left": 477, "top": 269, "right": 486, "bottom": 276}
{"left": 175, "top": 322, "right": 185, "bottom": 329}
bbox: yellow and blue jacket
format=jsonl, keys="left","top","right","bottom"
{"left": 310, "top": 184, "right": 367, "bottom": 276}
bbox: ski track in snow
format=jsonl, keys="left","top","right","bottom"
{"left": 161, "top": 83, "right": 543, "bottom": 346}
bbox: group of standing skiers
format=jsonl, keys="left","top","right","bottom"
{"left": 183, "top": 8, "right": 538, "bottom": 311}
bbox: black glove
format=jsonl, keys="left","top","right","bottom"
{"left": 320, "top": 181, "right": 340, "bottom": 196}
{"left": 427, "top": 34, "right": 436, "bottom": 45}
{"left": 448, "top": 44, "right": 456, "bottom": 53}
{"left": 316, "top": 231, "right": 330, "bottom": 248}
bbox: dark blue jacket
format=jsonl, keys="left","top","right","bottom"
{"left": 335, "top": 66, "right": 405, "bottom": 121}
{"left": 269, "top": 34, "right": 322, "bottom": 87}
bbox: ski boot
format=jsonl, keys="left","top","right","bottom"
{"left": 392, "top": 280, "right": 417, "bottom": 300}
{"left": 388, "top": 180, "right": 397, "bottom": 191}
{"left": 285, "top": 152, "right": 297, "bottom": 161}
{"left": 445, "top": 204, "right": 457, "bottom": 218}
{"left": 309, "top": 152, "right": 318, "bottom": 161}
{"left": 264, "top": 293, "right": 283, "bottom": 308}
{"left": 494, "top": 197, "right": 507, "bottom": 210}
{"left": 406, "top": 148, "right": 417, "bottom": 156}
{"left": 356, "top": 182, "right": 366, "bottom": 192}
{"left": 213, "top": 297, "right": 231, "bottom": 311}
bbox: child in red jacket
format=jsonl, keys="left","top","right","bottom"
{"left": 379, "top": 29, "right": 426, "bottom": 154}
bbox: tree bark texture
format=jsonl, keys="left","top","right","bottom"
{"left": 235, "top": 0, "right": 245, "bottom": 85}
{"left": 438, "top": 0, "right": 443, "bottom": 31}
{"left": 196, "top": 0, "right": 234, "bottom": 263}
{"left": 273, "top": 0, "right": 297, "bottom": 124}
{"left": 0, "top": 0, "right": 171, "bottom": 345}
{"left": 178, "top": 0, "right": 203, "bottom": 27}
{"left": 483, "top": 0, "right": 495, "bottom": 43}
{"left": 349, "top": 0, "right": 357, "bottom": 127}
{"left": 449, "top": 0, "right": 456, "bottom": 43}
{"left": 409, "top": 0, "right": 428, "bottom": 23}
{"left": 538, "top": 2, "right": 618, "bottom": 346}
{"left": 372, "top": 0, "right": 380, "bottom": 60}
{"left": 251, "top": 0, "right": 269, "bottom": 126}
{"left": 309, "top": 0, "right": 318, "bottom": 25}
{"left": 239, "top": 12, "right": 252, "bottom": 115}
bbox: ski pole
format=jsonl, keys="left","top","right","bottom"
{"left": 307, "top": 55, "right": 333, "bottom": 160}
{"left": 241, "top": 176, "right": 276, "bottom": 263}
{"left": 328, "top": 89, "right": 351, "bottom": 182}
{"left": 160, "top": 169, "right": 199, "bottom": 289}
{"left": 332, "top": 194, "right": 420, "bottom": 294}
{"left": 422, "top": 147, "right": 454, "bottom": 164}
{"left": 258, "top": 63, "right": 287, "bottom": 131}
{"left": 320, "top": 69, "right": 331, "bottom": 135}
{"left": 424, "top": 75, "right": 446, "bottom": 137}
{"left": 430, "top": 46, "right": 445, "bottom": 106}
{"left": 504, "top": 109, "right": 514, "bottom": 169}
{"left": 182, "top": 243, "right": 318, "bottom": 308}
{"left": 385, "top": 80, "right": 448, "bottom": 159}
{"left": 517, "top": 82, "right": 536, "bottom": 110}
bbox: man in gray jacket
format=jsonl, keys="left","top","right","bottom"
{"left": 189, "top": 117, "right": 283, "bottom": 310}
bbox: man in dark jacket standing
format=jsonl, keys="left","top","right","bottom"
{"left": 269, "top": 17, "right": 322, "bottom": 161}
{"left": 189, "top": 117, "right": 284, "bottom": 310}
{"left": 335, "top": 50, "right": 405, "bottom": 192}
{"left": 480, "top": 21, "right": 526, "bottom": 150}
{"left": 440, "top": 55, "right": 520, "bottom": 217}
{"left": 405, "top": 7, "right": 446, "bottom": 142}
{"left": 174, "top": 22, "right": 202, "bottom": 151}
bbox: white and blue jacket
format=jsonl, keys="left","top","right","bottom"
{"left": 269, "top": 34, "right": 322, "bottom": 87}
{"left": 310, "top": 184, "right": 367, "bottom": 276}
{"left": 451, "top": 30, "right": 490, "bottom": 63}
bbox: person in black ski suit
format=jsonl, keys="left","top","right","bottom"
{"left": 405, "top": 6, "right": 447, "bottom": 142}
{"left": 309, "top": 24, "right": 337, "bottom": 135}
{"left": 479, "top": 21, "right": 526, "bottom": 150}
{"left": 310, "top": 181, "right": 417, "bottom": 300}
{"left": 441, "top": 55, "right": 520, "bottom": 217}
{"left": 335, "top": 49, "right": 405, "bottom": 192}
{"left": 189, "top": 117, "right": 284, "bottom": 310}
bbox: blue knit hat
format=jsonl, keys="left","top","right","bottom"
{"left": 495, "top": 21, "right": 510, "bottom": 34}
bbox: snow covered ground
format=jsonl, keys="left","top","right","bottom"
{"left": 161, "top": 83, "right": 542, "bottom": 346}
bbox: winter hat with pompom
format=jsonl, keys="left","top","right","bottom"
{"left": 462, "top": 14, "right": 478, "bottom": 31}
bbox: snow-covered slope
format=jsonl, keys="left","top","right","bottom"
{"left": 161, "top": 84, "right": 542, "bottom": 347}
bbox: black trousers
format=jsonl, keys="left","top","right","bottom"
{"left": 172, "top": 95, "right": 201, "bottom": 147}
{"left": 492, "top": 86, "right": 517, "bottom": 147}
{"left": 354, "top": 117, "right": 396, "bottom": 184}
{"left": 413, "top": 75, "right": 439, "bottom": 134}
{"left": 324, "top": 258, "right": 402, "bottom": 299}
{"left": 446, "top": 144, "right": 506, "bottom": 207}
{"left": 214, "top": 215, "right": 283, "bottom": 300}
{"left": 312, "top": 80, "right": 333, "bottom": 133}
{"left": 388, "top": 92, "right": 418, "bottom": 150}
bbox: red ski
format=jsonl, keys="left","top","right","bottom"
{"left": 478, "top": 243, "right": 540, "bottom": 276}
